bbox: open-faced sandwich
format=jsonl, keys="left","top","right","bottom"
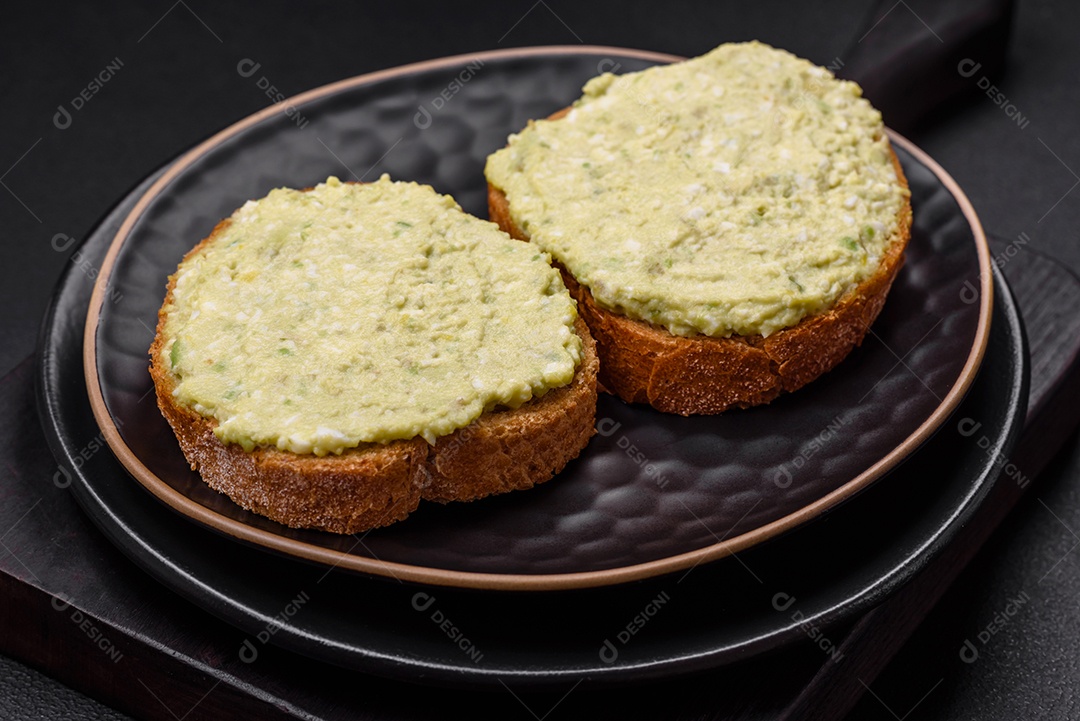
{"left": 486, "top": 41, "right": 912, "bottom": 414}
{"left": 150, "top": 176, "right": 598, "bottom": 533}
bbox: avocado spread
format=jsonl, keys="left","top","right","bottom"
{"left": 161, "top": 176, "right": 582, "bottom": 456}
{"left": 485, "top": 41, "right": 909, "bottom": 338}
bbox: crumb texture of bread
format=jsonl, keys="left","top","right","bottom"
{"left": 488, "top": 145, "right": 911, "bottom": 415}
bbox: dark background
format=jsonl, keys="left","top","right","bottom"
{"left": 3, "top": 1, "right": 1079, "bottom": 718}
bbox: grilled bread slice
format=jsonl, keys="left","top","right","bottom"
{"left": 151, "top": 177, "right": 598, "bottom": 534}
{"left": 486, "top": 42, "right": 912, "bottom": 414}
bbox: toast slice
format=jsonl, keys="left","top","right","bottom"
{"left": 485, "top": 43, "right": 912, "bottom": 414}
{"left": 489, "top": 166, "right": 908, "bottom": 413}
{"left": 151, "top": 179, "right": 598, "bottom": 534}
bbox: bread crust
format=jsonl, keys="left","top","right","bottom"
{"left": 487, "top": 126, "right": 912, "bottom": 415}
{"left": 150, "top": 217, "right": 598, "bottom": 535}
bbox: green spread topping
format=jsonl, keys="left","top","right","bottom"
{"left": 161, "top": 176, "right": 582, "bottom": 455}
{"left": 485, "top": 41, "right": 909, "bottom": 338}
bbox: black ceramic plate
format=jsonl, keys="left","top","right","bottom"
{"left": 78, "top": 47, "right": 991, "bottom": 591}
{"left": 38, "top": 48, "right": 1026, "bottom": 687}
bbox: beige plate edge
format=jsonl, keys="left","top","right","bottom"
{"left": 82, "top": 46, "right": 994, "bottom": 592}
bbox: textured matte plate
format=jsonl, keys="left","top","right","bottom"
{"left": 40, "top": 48, "right": 1024, "bottom": 687}
{"left": 82, "top": 47, "right": 991, "bottom": 590}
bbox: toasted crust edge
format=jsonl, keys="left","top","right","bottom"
{"left": 487, "top": 119, "right": 912, "bottom": 415}
{"left": 150, "top": 217, "right": 599, "bottom": 535}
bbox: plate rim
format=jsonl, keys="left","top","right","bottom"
{"left": 41, "top": 216, "right": 1023, "bottom": 687}
{"left": 81, "top": 45, "right": 994, "bottom": 592}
